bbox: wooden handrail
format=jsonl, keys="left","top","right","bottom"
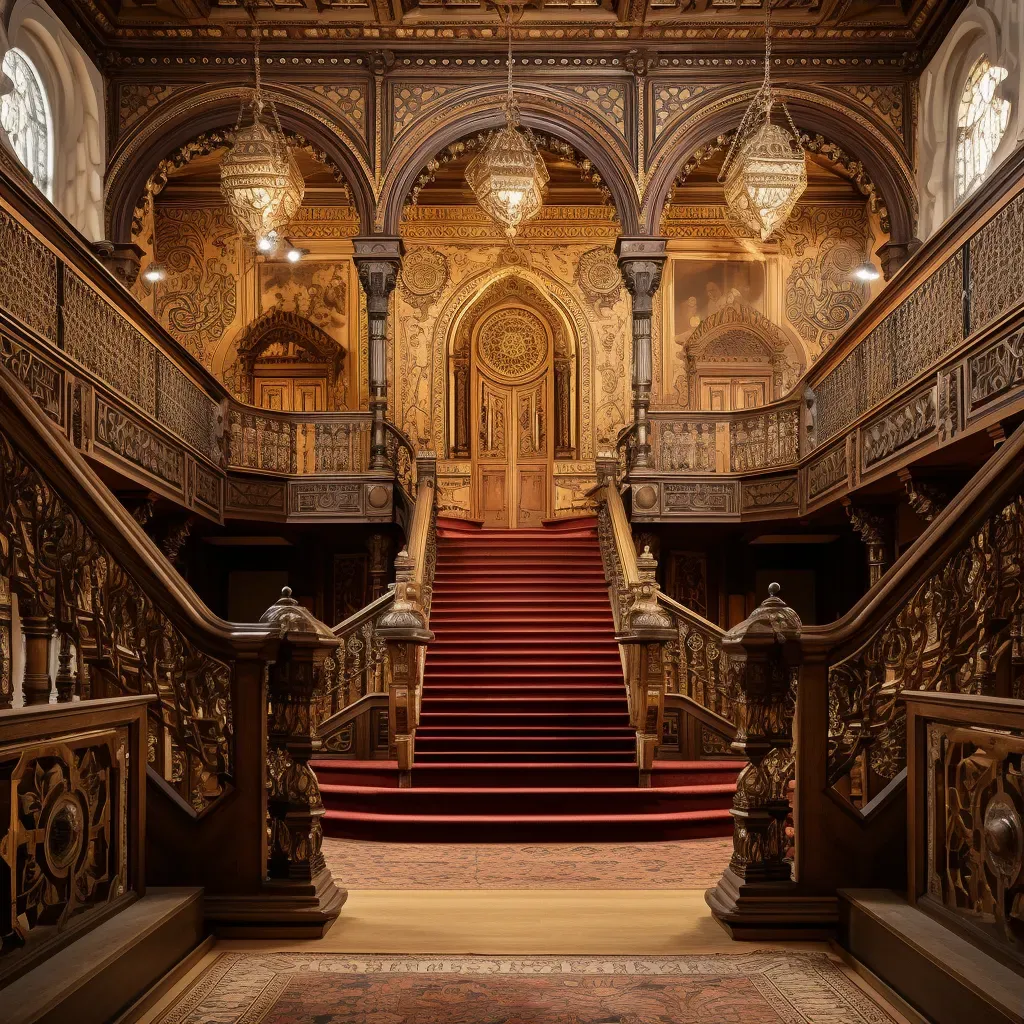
{"left": 602, "top": 482, "right": 640, "bottom": 588}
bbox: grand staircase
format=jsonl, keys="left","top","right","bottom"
{"left": 315, "top": 517, "right": 739, "bottom": 841}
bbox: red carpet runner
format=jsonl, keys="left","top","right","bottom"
{"left": 315, "top": 517, "right": 739, "bottom": 841}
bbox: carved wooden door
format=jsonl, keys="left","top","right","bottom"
{"left": 255, "top": 377, "right": 326, "bottom": 412}
{"left": 471, "top": 304, "right": 554, "bottom": 528}
{"left": 699, "top": 377, "right": 769, "bottom": 411}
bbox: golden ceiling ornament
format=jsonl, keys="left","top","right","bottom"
{"left": 718, "top": 2, "right": 807, "bottom": 242}
{"left": 465, "top": 0, "right": 549, "bottom": 242}
{"left": 220, "top": 2, "right": 304, "bottom": 249}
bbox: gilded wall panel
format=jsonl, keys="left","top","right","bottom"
{"left": 390, "top": 83, "right": 466, "bottom": 139}
{"left": 307, "top": 83, "right": 368, "bottom": 140}
{"left": 652, "top": 84, "right": 713, "bottom": 142}
{"left": 836, "top": 84, "right": 905, "bottom": 139}
{"left": 116, "top": 83, "right": 184, "bottom": 139}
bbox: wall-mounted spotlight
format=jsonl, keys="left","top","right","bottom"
{"left": 142, "top": 263, "right": 166, "bottom": 284}
{"left": 853, "top": 261, "right": 881, "bottom": 282}
{"left": 285, "top": 246, "right": 307, "bottom": 264}
{"left": 256, "top": 231, "right": 280, "bottom": 254}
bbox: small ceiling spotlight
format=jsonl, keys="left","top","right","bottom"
{"left": 142, "top": 263, "right": 166, "bottom": 283}
{"left": 285, "top": 245, "right": 306, "bottom": 264}
{"left": 256, "top": 231, "right": 279, "bottom": 254}
{"left": 853, "top": 261, "right": 881, "bottom": 282}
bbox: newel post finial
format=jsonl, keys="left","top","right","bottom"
{"left": 706, "top": 581, "right": 805, "bottom": 938}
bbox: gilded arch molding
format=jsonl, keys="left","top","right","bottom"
{"left": 430, "top": 265, "right": 595, "bottom": 461}
{"left": 642, "top": 85, "right": 918, "bottom": 243}
{"left": 377, "top": 85, "right": 640, "bottom": 235}
{"left": 104, "top": 83, "right": 376, "bottom": 242}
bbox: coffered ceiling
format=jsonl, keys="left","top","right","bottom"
{"left": 52, "top": 0, "right": 965, "bottom": 62}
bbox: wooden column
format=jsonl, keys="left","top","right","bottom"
{"left": 260, "top": 587, "right": 348, "bottom": 921}
{"left": 844, "top": 502, "right": 891, "bottom": 587}
{"left": 20, "top": 606, "right": 53, "bottom": 706}
{"left": 354, "top": 237, "right": 403, "bottom": 472}
{"left": 616, "top": 237, "right": 667, "bottom": 471}
{"left": 706, "top": 583, "right": 809, "bottom": 938}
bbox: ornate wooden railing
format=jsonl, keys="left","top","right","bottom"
{"left": 0, "top": 359, "right": 348, "bottom": 939}
{"left": 627, "top": 144, "right": 1024, "bottom": 523}
{"left": 705, "top": 415, "right": 1024, "bottom": 940}
{"left": 0, "top": 157, "right": 413, "bottom": 527}
{"left": 317, "top": 452, "right": 437, "bottom": 780}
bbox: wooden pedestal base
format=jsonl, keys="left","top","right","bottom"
{"left": 705, "top": 866, "right": 838, "bottom": 940}
{"left": 205, "top": 868, "right": 348, "bottom": 938}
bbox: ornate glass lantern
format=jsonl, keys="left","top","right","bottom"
{"left": 719, "top": 3, "right": 806, "bottom": 241}
{"left": 466, "top": 1, "right": 549, "bottom": 240}
{"left": 220, "top": 6, "right": 304, "bottom": 249}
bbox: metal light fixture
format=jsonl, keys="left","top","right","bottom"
{"left": 220, "top": 2, "right": 304, "bottom": 249}
{"left": 465, "top": 0, "right": 549, "bottom": 241}
{"left": 142, "top": 263, "right": 165, "bottom": 284}
{"left": 853, "top": 261, "right": 881, "bottom": 282}
{"left": 719, "top": 2, "right": 806, "bottom": 242}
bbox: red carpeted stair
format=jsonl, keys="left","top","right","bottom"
{"left": 315, "top": 517, "right": 739, "bottom": 841}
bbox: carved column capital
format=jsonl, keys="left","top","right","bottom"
{"left": 876, "top": 237, "right": 921, "bottom": 281}
{"left": 844, "top": 502, "right": 891, "bottom": 587}
{"left": 91, "top": 240, "right": 144, "bottom": 289}
{"left": 899, "top": 471, "right": 947, "bottom": 523}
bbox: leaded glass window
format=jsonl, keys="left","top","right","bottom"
{"left": 0, "top": 48, "right": 51, "bottom": 199}
{"left": 955, "top": 56, "right": 1011, "bottom": 203}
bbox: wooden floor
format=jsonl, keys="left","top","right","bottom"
{"left": 136, "top": 886, "right": 921, "bottom": 1024}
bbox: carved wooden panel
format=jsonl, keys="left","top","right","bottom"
{"left": 94, "top": 398, "right": 185, "bottom": 491}
{"left": 860, "top": 385, "right": 937, "bottom": 472}
{"left": 0, "top": 336, "right": 63, "bottom": 426}
{"left": 970, "top": 189, "right": 1024, "bottom": 333}
{"left": 927, "top": 722, "right": 1024, "bottom": 961}
{"left": 0, "top": 206, "right": 57, "bottom": 343}
{"left": 655, "top": 419, "right": 717, "bottom": 472}
{"left": 666, "top": 551, "right": 708, "bottom": 619}
{"left": 968, "top": 324, "right": 1024, "bottom": 418}
{"left": 155, "top": 352, "right": 218, "bottom": 462}
{"left": 730, "top": 408, "right": 799, "bottom": 472}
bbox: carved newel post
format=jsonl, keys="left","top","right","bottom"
{"left": 707, "top": 582, "right": 802, "bottom": 938}
{"left": 260, "top": 587, "right": 347, "bottom": 921}
{"left": 617, "top": 545, "right": 675, "bottom": 786}
{"left": 377, "top": 544, "right": 433, "bottom": 788}
{"left": 354, "top": 236, "right": 404, "bottom": 471}
{"left": 616, "top": 237, "right": 667, "bottom": 471}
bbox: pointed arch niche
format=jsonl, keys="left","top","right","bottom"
{"left": 440, "top": 271, "right": 585, "bottom": 526}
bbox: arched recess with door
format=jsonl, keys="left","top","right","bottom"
{"left": 442, "top": 271, "right": 585, "bottom": 528}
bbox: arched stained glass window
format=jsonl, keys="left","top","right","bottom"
{"left": 955, "top": 56, "right": 1011, "bottom": 203}
{"left": 0, "top": 48, "right": 51, "bottom": 199}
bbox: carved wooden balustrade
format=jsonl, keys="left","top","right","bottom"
{"left": 316, "top": 452, "right": 437, "bottom": 779}
{"left": 626, "top": 143, "right": 1024, "bottom": 524}
{"left": 0, "top": 157, "right": 413, "bottom": 528}
{"left": 0, "top": 360, "right": 347, "bottom": 940}
{"left": 705, "top": 415, "right": 1024, "bottom": 940}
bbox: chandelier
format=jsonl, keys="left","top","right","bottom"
{"left": 220, "top": 3, "right": 304, "bottom": 249}
{"left": 466, "top": 0, "right": 549, "bottom": 240}
{"left": 718, "top": 2, "right": 806, "bottom": 241}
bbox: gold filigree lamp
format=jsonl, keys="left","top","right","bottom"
{"left": 718, "top": 2, "right": 806, "bottom": 242}
{"left": 466, "top": 0, "right": 549, "bottom": 241}
{"left": 220, "top": 2, "right": 304, "bottom": 251}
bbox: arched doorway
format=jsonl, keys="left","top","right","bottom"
{"left": 447, "top": 277, "right": 578, "bottom": 528}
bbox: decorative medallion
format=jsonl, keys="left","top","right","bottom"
{"left": 575, "top": 247, "right": 621, "bottom": 311}
{"left": 401, "top": 248, "right": 449, "bottom": 313}
{"left": 477, "top": 307, "right": 548, "bottom": 381}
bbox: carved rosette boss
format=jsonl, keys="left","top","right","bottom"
{"left": 354, "top": 237, "right": 404, "bottom": 472}
{"left": 616, "top": 237, "right": 667, "bottom": 471}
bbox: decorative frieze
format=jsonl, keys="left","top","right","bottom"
{"left": 225, "top": 477, "right": 287, "bottom": 513}
{"left": 662, "top": 481, "right": 735, "bottom": 514}
{"left": 968, "top": 325, "right": 1024, "bottom": 416}
{"left": 807, "top": 443, "right": 847, "bottom": 500}
{"left": 860, "top": 386, "right": 936, "bottom": 471}
{"left": 290, "top": 481, "right": 362, "bottom": 516}
{"left": 94, "top": 399, "right": 184, "bottom": 489}
{"left": 741, "top": 476, "right": 799, "bottom": 511}
{"left": 656, "top": 420, "right": 717, "bottom": 472}
{"left": 0, "top": 336, "right": 62, "bottom": 424}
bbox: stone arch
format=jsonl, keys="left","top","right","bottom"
{"left": 642, "top": 86, "right": 917, "bottom": 249}
{"left": 681, "top": 304, "right": 806, "bottom": 408}
{"left": 378, "top": 84, "right": 639, "bottom": 235}
{"left": 104, "top": 83, "right": 375, "bottom": 242}
{"left": 429, "top": 264, "right": 595, "bottom": 460}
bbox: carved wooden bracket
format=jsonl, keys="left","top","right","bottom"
{"left": 844, "top": 501, "right": 891, "bottom": 587}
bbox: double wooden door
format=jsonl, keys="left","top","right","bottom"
{"left": 473, "top": 373, "right": 552, "bottom": 528}
{"left": 699, "top": 376, "right": 769, "bottom": 411}
{"left": 255, "top": 376, "right": 326, "bottom": 412}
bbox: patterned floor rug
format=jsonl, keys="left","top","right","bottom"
{"left": 157, "top": 952, "right": 899, "bottom": 1024}
{"left": 323, "top": 838, "right": 732, "bottom": 889}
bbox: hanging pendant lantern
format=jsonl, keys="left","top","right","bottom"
{"left": 220, "top": 4, "right": 304, "bottom": 249}
{"left": 466, "top": 1, "right": 548, "bottom": 240}
{"left": 719, "top": 2, "right": 806, "bottom": 241}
